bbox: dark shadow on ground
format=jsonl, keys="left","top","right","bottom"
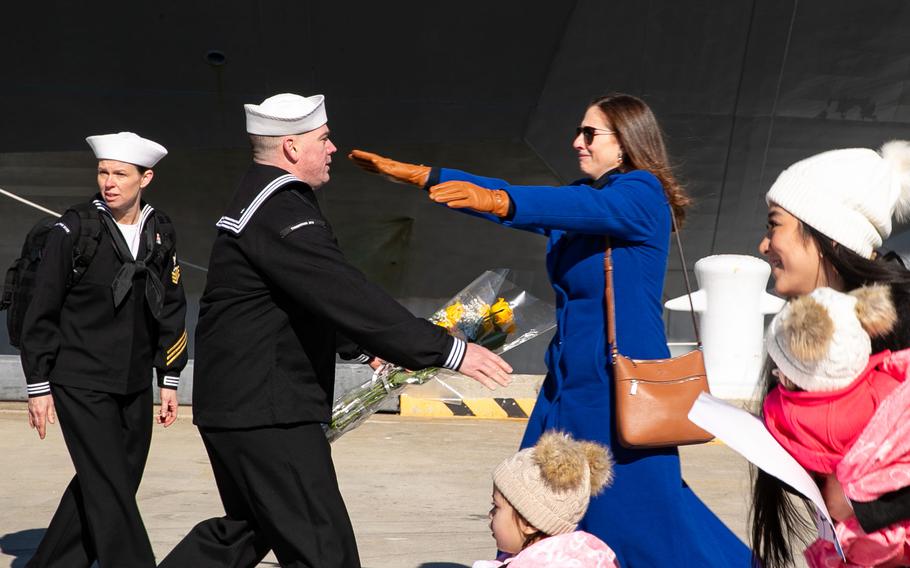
{"left": 0, "top": 528, "right": 43, "bottom": 568}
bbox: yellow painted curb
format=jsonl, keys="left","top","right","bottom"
{"left": 397, "top": 397, "right": 728, "bottom": 447}
{"left": 400, "top": 395, "right": 536, "bottom": 419}
{"left": 0, "top": 402, "right": 729, "bottom": 445}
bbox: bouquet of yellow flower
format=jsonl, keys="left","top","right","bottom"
{"left": 326, "top": 269, "right": 555, "bottom": 442}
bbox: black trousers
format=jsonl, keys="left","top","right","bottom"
{"left": 159, "top": 422, "right": 360, "bottom": 568}
{"left": 27, "top": 384, "right": 155, "bottom": 568}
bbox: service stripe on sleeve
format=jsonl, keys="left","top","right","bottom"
{"left": 166, "top": 330, "right": 188, "bottom": 365}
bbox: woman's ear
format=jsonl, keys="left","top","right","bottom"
{"left": 139, "top": 169, "right": 155, "bottom": 189}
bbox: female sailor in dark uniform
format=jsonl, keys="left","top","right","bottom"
{"left": 22, "top": 132, "right": 187, "bottom": 568}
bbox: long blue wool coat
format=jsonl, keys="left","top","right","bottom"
{"left": 434, "top": 167, "right": 753, "bottom": 567}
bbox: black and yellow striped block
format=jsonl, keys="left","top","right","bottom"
{"left": 400, "top": 394, "right": 536, "bottom": 419}
{"left": 399, "top": 395, "right": 727, "bottom": 445}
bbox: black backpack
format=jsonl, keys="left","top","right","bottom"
{"left": 1, "top": 203, "right": 103, "bottom": 348}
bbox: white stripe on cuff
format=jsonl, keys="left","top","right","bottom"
{"left": 27, "top": 381, "right": 51, "bottom": 396}
{"left": 162, "top": 376, "right": 180, "bottom": 387}
{"left": 354, "top": 354, "right": 371, "bottom": 364}
{"left": 443, "top": 338, "right": 467, "bottom": 370}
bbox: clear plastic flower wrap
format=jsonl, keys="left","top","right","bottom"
{"left": 325, "top": 269, "right": 555, "bottom": 442}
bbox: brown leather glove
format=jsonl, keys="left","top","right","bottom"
{"left": 428, "top": 181, "right": 511, "bottom": 217}
{"left": 348, "top": 149, "right": 430, "bottom": 187}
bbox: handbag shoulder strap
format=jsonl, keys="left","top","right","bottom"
{"left": 604, "top": 239, "right": 620, "bottom": 361}
{"left": 604, "top": 211, "right": 701, "bottom": 357}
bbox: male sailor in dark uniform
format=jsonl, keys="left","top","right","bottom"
{"left": 159, "top": 93, "right": 512, "bottom": 568}
{"left": 22, "top": 132, "right": 188, "bottom": 567}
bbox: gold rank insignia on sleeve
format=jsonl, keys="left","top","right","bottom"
{"left": 166, "top": 330, "right": 188, "bottom": 366}
{"left": 171, "top": 265, "right": 181, "bottom": 285}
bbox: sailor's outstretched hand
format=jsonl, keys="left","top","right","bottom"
{"left": 457, "top": 343, "right": 513, "bottom": 390}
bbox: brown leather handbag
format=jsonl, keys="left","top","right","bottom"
{"left": 605, "top": 213, "right": 714, "bottom": 449}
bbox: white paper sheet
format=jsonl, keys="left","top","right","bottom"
{"left": 688, "top": 392, "right": 844, "bottom": 557}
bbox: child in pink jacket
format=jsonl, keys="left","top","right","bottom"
{"left": 473, "top": 431, "right": 619, "bottom": 568}
{"left": 762, "top": 285, "right": 910, "bottom": 567}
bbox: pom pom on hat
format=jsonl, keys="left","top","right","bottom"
{"left": 579, "top": 440, "right": 614, "bottom": 497}
{"left": 493, "top": 432, "right": 613, "bottom": 536}
{"left": 766, "top": 286, "right": 895, "bottom": 392}
{"left": 765, "top": 141, "right": 910, "bottom": 259}
{"left": 781, "top": 294, "right": 835, "bottom": 364}
{"left": 850, "top": 283, "right": 898, "bottom": 338}
{"left": 85, "top": 132, "right": 167, "bottom": 168}
{"left": 245, "top": 93, "right": 327, "bottom": 135}
{"left": 881, "top": 140, "right": 910, "bottom": 222}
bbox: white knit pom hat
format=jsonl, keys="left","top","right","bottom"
{"left": 765, "top": 285, "right": 896, "bottom": 392}
{"left": 765, "top": 141, "right": 910, "bottom": 259}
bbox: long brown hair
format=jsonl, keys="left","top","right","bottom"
{"left": 590, "top": 93, "right": 691, "bottom": 225}
{"left": 750, "top": 358, "right": 816, "bottom": 568}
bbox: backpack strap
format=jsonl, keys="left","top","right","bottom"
{"left": 67, "top": 202, "right": 103, "bottom": 288}
{"left": 152, "top": 210, "right": 175, "bottom": 250}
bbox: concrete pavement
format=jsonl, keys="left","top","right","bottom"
{"left": 0, "top": 403, "right": 767, "bottom": 567}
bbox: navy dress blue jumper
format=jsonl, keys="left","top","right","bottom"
{"left": 431, "top": 166, "right": 753, "bottom": 567}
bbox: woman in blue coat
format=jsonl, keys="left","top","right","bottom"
{"left": 351, "top": 93, "right": 753, "bottom": 566}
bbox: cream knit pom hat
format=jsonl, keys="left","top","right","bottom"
{"left": 765, "top": 141, "right": 910, "bottom": 259}
{"left": 492, "top": 432, "right": 613, "bottom": 536}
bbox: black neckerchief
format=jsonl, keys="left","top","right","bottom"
{"left": 96, "top": 199, "right": 165, "bottom": 318}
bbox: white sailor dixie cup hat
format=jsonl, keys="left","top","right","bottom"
{"left": 85, "top": 132, "right": 168, "bottom": 168}
{"left": 244, "top": 93, "right": 327, "bottom": 136}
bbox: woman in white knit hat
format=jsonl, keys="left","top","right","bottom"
{"left": 753, "top": 141, "right": 910, "bottom": 568}
{"left": 760, "top": 141, "right": 910, "bottom": 298}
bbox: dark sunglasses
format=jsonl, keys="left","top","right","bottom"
{"left": 575, "top": 126, "right": 615, "bottom": 145}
